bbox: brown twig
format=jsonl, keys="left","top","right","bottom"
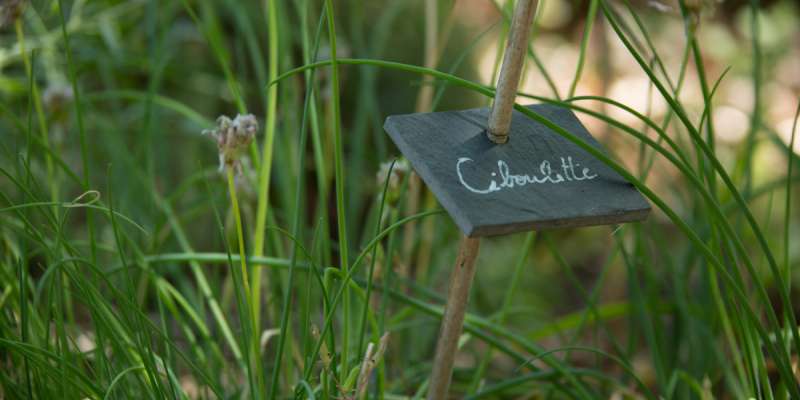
{"left": 487, "top": 0, "right": 537, "bottom": 144}
{"left": 427, "top": 236, "right": 481, "bottom": 400}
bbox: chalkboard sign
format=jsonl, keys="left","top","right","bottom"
{"left": 384, "top": 104, "right": 650, "bottom": 237}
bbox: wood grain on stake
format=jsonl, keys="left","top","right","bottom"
{"left": 487, "top": 0, "right": 537, "bottom": 144}
{"left": 422, "top": 1, "right": 540, "bottom": 398}
{"left": 426, "top": 236, "right": 480, "bottom": 400}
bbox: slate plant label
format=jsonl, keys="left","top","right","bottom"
{"left": 384, "top": 103, "right": 651, "bottom": 237}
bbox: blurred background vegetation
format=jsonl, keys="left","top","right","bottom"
{"left": 1, "top": 0, "right": 799, "bottom": 398}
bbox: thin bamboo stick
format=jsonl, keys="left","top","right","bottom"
{"left": 487, "top": 0, "right": 537, "bottom": 144}
{"left": 426, "top": 236, "right": 481, "bottom": 400}
{"left": 426, "top": 1, "right": 537, "bottom": 398}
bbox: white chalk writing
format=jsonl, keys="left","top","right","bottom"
{"left": 456, "top": 156, "right": 597, "bottom": 194}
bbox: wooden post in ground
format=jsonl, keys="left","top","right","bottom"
{"left": 426, "top": 1, "right": 537, "bottom": 398}
{"left": 486, "top": 0, "right": 538, "bottom": 145}
{"left": 426, "top": 236, "right": 481, "bottom": 400}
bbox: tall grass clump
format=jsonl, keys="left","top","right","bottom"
{"left": 1, "top": 0, "right": 799, "bottom": 398}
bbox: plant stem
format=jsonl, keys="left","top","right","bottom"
{"left": 57, "top": 0, "right": 96, "bottom": 266}
{"left": 227, "top": 167, "right": 251, "bottom": 297}
{"left": 267, "top": 3, "right": 323, "bottom": 396}
{"left": 323, "top": 0, "right": 352, "bottom": 382}
{"left": 402, "top": 0, "right": 441, "bottom": 282}
{"left": 415, "top": 0, "right": 438, "bottom": 114}
{"left": 568, "top": 0, "right": 598, "bottom": 98}
{"left": 252, "top": 0, "right": 281, "bottom": 332}
{"left": 227, "top": 166, "right": 262, "bottom": 397}
{"left": 16, "top": 20, "right": 57, "bottom": 206}
{"left": 785, "top": 103, "right": 799, "bottom": 290}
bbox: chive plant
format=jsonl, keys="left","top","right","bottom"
{"left": 1, "top": 0, "right": 799, "bottom": 399}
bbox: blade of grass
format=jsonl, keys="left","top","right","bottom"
{"left": 251, "top": 0, "right": 282, "bottom": 334}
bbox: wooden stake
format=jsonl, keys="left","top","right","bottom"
{"left": 427, "top": 236, "right": 481, "bottom": 400}
{"left": 487, "top": 0, "right": 537, "bottom": 144}
{"left": 427, "top": 1, "right": 536, "bottom": 398}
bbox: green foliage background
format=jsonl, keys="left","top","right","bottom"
{"left": 1, "top": 0, "right": 799, "bottom": 398}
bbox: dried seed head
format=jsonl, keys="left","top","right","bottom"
{"left": 42, "top": 83, "right": 74, "bottom": 144}
{"left": 204, "top": 113, "right": 259, "bottom": 173}
{"left": 43, "top": 84, "right": 74, "bottom": 114}
{"left": 259, "top": 329, "right": 281, "bottom": 351}
{"left": 376, "top": 159, "right": 410, "bottom": 204}
{"left": 309, "top": 324, "right": 333, "bottom": 370}
{"left": 355, "top": 333, "right": 389, "bottom": 398}
{"left": 0, "top": 0, "right": 26, "bottom": 28}
{"left": 647, "top": 0, "right": 723, "bottom": 31}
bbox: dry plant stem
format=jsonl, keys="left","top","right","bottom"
{"left": 415, "top": 0, "right": 439, "bottom": 114}
{"left": 402, "top": 177, "right": 421, "bottom": 265}
{"left": 403, "top": 0, "right": 440, "bottom": 266}
{"left": 487, "top": 0, "right": 537, "bottom": 144}
{"left": 417, "top": 2, "right": 461, "bottom": 285}
{"left": 427, "top": 236, "right": 481, "bottom": 400}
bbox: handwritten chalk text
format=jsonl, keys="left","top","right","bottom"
{"left": 456, "top": 156, "right": 597, "bottom": 194}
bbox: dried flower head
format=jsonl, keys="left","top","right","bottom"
{"left": 203, "top": 113, "right": 258, "bottom": 174}
{"left": 43, "top": 84, "right": 74, "bottom": 114}
{"left": 41, "top": 83, "right": 74, "bottom": 144}
{"left": 0, "top": 0, "right": 25, "bottom": 28}
{"left": 647, "top": 1, "right": 673, "bottom": 13}
{"left": 354, "top": 333, "right": 389, "bottom": 399}
{"left": 376, "top": 159, "right": 411, "bottom": 205}
{"left": 311, "top": 324, "right": 333, "bottom": 370}
{"left": 648, "top": 0, "right": 723, "bottom": 32}
{"left": 377, "top": 159, "right": 409, "bottom": 189}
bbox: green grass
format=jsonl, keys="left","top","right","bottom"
{"left": 2, "top": 0, "right": 800, "bottom": 398}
